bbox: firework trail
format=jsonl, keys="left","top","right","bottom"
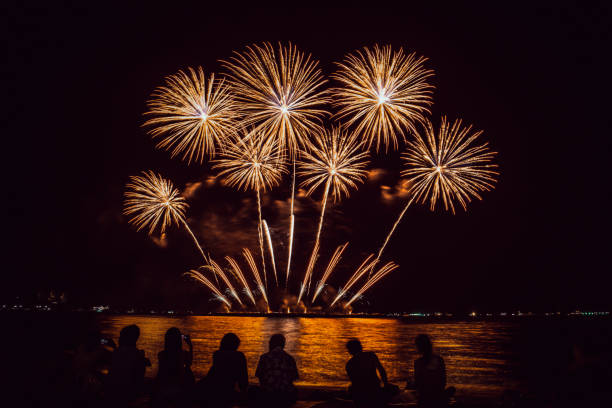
{"left": 143, "top": 67, "right": 238, "bottom": 164}
{"left": 123, "top": 171, "right": 210, "bottom": 265}
{"left": 312, "top": 242, "right": 348, "bottom": 304}
{"left": 332, "top": 44, "right": 434, "bottom": 152}
{"left": 243, "top": 248, "right": 269, "bottom": 307}
{"left": 225, "top": 256, "right": 257, "bottom": 306}
{"left": 374, "top": 117, "right": 499, "bottom": 264}
{"left": 285, "top": 213, "right": 295, "bottom": 287}
{"left": 297, "top": 240, "right": 319, "bottom": 304}
{"left": 285, "top": 161, "right": 296, "bottom": 287}
{"left": 214, "top": 131, "right": 286, "bottom": 287}
{"left": 223, "top": 42, "right": 330, "bottom": 288}
{"left": 298, "top": 127, "right": 369, "bottom": 291}
{"left": 344, "top": 262, "right": 399, "bottom": 308}
{"left": 184, "top": 270, "right": 231, "bottom": 308}
{"left": 330, "top": 254, "right": 377, "bottom": 307}
{"left": 203, "top": 260, "right": 243, "bottom": 306}
{"left": 262, "top": 220, "right": 278, "bottom": 286}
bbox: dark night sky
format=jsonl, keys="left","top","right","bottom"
{"left": 4, "top": 2, "right": 611, "bottom": 311}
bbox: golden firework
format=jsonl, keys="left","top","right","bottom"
{"left": 298, "top": 127, "right": 370, "bottom": 203}
{"left": 345, "top": 261, "right": 399, "bottom": 308}
{"left": 332, "top": 44, "right": 434, "bottom": 152}
{"left": 403, "top": 117, "right": 499, "bottom": 213}
{"left": 123, "top": 171, "right": 187, "bottom": 235}
{"left": 184, "top": 270, "right": 231, "bottom": 307}
{"left": 143, "top": 66, "right": 238, "bottom": 164}
{"left": 123, "top": 171, "right": 210, "bottom": 265}
{"left": 214, "top": 130, "right": 287, "bottom": 192}
{"left": 374, "top": 117, "right": 498, "bottom": 264}
{"left": 222, "top": 42, "right": 330, "bottom": 156}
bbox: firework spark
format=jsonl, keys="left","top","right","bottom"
{"left": 329, "top": 254, "right": 377, "bottom": 307}
{"left": 375, "top": 117, "right": 499, "bottom": 262}
{"left": 222, "top": 42, "right": 329, "bottom": 155}
{"left": 332, "top": 44, "right": 434, "bottom": 152}
{"left": 262, "top": 220, "right": 278, "bottom": 286}
{"left": 225, "top": 256, "right": 257, "bottom": 306}
{"left": 312, "top": 242, "right": 348, "bottom": 304}
{"left": 203, "top": 260, "right": 243, "bottom": 306}
{"left": 242, "top": 248, "right": 269, "bottom": 307}
{"left": 344, "top": 261, "right": 399, "bottom": 308}
{"left": 297, "top": 240, "right": 319, "bottom": 305}
{"left": 143, "top": 67, "right": 238, "bottom": 164}
{"left": 184, "top": 270, "right": 231, "bottom": 307}
{"left": 285, "top": 214, "right": 295, "bottom": 287}
{"left": 123, "top": 171, "right": 209, "bottom": 264}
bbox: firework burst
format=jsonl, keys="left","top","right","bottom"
{"left": 123, "top": 171, "right": 187, "bottom": 235}
{"left": 375, "top": 117, "right": 499, "bottom": 262}
{"left": 123, "top": 171, "right": 210, "bottom": 264}
{"left": 332, "top": 44, "right": 434, "bottom": 152}
{"left": 214, "top": 131, "right": 286, "bottom": 192}
{"left": 143, "top": 67, "right": 239, "bottom": 164}
{"left": 222, "top": 42, "right": 329, "bottom": 155}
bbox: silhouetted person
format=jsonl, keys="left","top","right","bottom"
{"left": 414, "top": 334, "right": 446, "bottom": 408}
{"left": 153, "top": 327, "right": 195, "bottom": 407}
{"left": 345, "top": 338, "right": 388, "bottom": 408}
{"left": 254, "top": 333, "right": 298, "bottom": 407}
{"left": 72, "top": 330, "right": 114, "bottom": 405}
{"left": 107, "top": 324, "right": 150, "bottom": 404}
{"left": 198, "top": 333, "right": 248, "bottom": 407}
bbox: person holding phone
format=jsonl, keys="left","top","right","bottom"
{"left": 153, "top": 327, "right": 195, "bottom": 407}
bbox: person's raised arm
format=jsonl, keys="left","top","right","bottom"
{"left": 374, "top": 354, "right": 388, "bottom": 385}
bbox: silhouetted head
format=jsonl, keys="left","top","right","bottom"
{"left": 269, "top": 333, "right": 286, "bottom": 351}
{"left": 346, "top": 338, "right": 363, "bottom": 356}
{"left": 164, "top": 327, "right": 183, "bottom": 353}
{"left": 119, "top": 325, "right": 140, "bottom": 348}
{"left": 415, "top": 334, "right": 433, "bottom": 358}
{"left": 220, "top": 333, "right": 240, "bottom": 351}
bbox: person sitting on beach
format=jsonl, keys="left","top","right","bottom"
{"left": 198, "top": 332, "right": 248, "bottom": 408}
{"left": 345, "top": 338, "right": 389, "bottom": 408}
{"left": 153, "top": 327, "right": 195, "bottom": 407}
{"left": 413, "top": 334, "right": 446, "bottom": 408}
{"left": 254, "top": 333, "right": 299, "bottom": 407}
{"left": 107, "top": 324, "right": 151, "bottom": 403}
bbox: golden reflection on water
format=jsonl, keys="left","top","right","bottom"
{"left": 97, "top": 316, "right": 519, "bottom": 398}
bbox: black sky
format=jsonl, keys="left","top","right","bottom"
{"left": 4, "top": 1, "right": 611, "bottom": 311}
